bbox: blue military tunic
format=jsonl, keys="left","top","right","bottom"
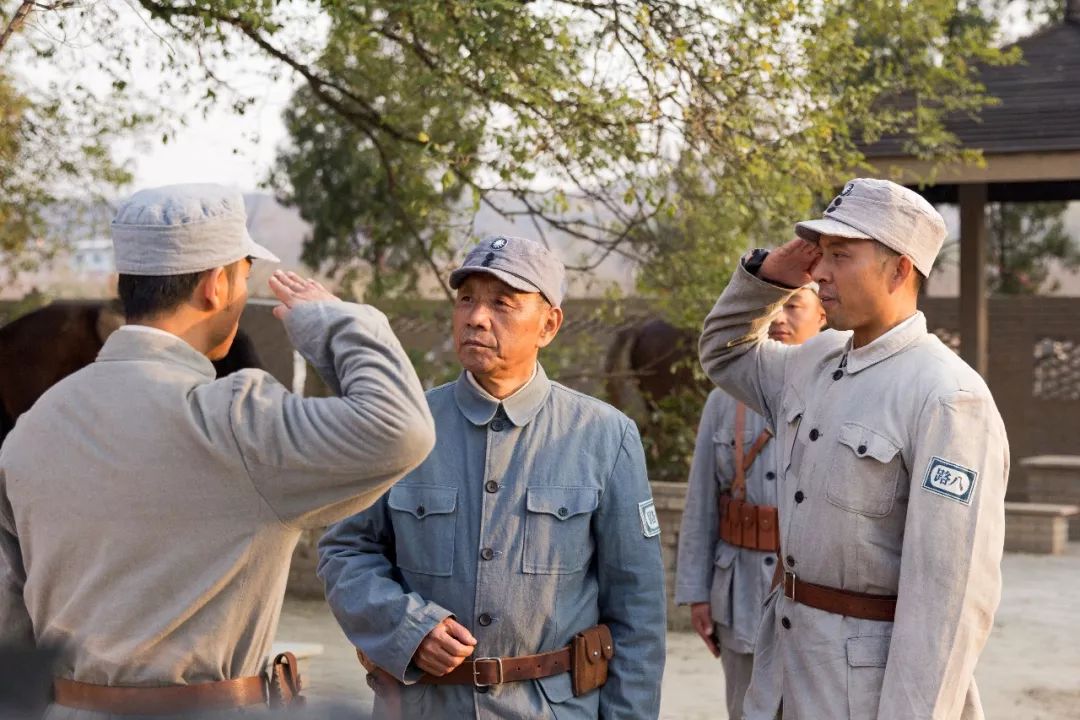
{"left": 318, "top": 364, "right": 666, "bottom": 719}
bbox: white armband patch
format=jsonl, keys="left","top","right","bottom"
{"left": 922, "top": 456, "right": 978, "bottom": 505}
{"left": 638, "top": 499, "right": 661, "bottom": 538}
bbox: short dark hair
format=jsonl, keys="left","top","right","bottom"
{"left": 117, "top": 272, "right": 204, "bottom": 321}
{"left": 874, "top": 243, "right": 925, "bottom": 294}
{"left": 117, "top": 258, "right": 252, "bottom": 321}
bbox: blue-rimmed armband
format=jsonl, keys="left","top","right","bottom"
{"left": 922, "top": 456, "right": 978, "bottom": 505}
{"left": 638, "top": 499, "right": 661, "bottom": 538}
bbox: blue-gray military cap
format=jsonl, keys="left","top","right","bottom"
{"left": 111, "top": 183, "right": 279, "bottom": 276}
{"left": 449, "top": 235, "right": 567, "bottom": 307}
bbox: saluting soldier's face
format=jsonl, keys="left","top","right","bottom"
{"left": 813, "top": 235, "right": 915, "bottom": 334}
{"left": 205, "top": 259, "right": 252, "bottom": 361}
{"left": 768, "top": 288, "right": 826, "bottom": 345}
{"left": 452, "top": 274, "right": 563, "bottom": 381}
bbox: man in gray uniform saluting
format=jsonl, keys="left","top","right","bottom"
{"left": 699, "top": 178, "right": 1008, "bottom": 719}
{"left": 318, "top": 235, "right": 666, "bottom": 719}
{"left": 0, "top": 183, "right": 435, "bottom": 717}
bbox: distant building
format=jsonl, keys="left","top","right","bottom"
{"left": 68, "top": 238, "right": 115, "bottom": 276}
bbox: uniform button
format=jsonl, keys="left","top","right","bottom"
{"left": 809, "top": 428, "right": 820, "bottom": 441}
{"left": 832, "top": 369, "right": 843, "bottom": 381}
{"left": 764, "top": 556, "right": 775, "bottom": 566}
{"left": 557, "top": 507, "right": 569, "bottom": 518}
{"left": 781, "top": 616, "right": 792, "bottom": 629}
{"left": 833, "top": 197, "right": 843, "bottom": 207}
{"left": 490, "top": 419, "right": 506, "bottom": 432}
{"left": 786, "top": 555, "right": 796, "bottom": 566}
{"left": 484, "top": 480, "right": 499, "bottom": 493}
{"left": 478, "top": 613, "right": 493, "bottom": 626}
{"left": 475, "top": 685, "right": 489, "bottom": 694}
{"left": 857, "top": 444, "right": 867, "bottom": 455}
{"left": 794, "top": 490, "right": 805, "bottom": 503}
{"left": 766, "top": 471, "right": 776, "bottom": 480}
{"left": 416, "top": 505, "right": 426, "bottom": 517}
{"left": 480, "top": 547, "right": 495, "bottom": 561}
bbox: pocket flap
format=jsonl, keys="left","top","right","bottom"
{"left": 526, "top": 486, "right": 599, "bottom": 520}
{"left": 387, "top": 485, "right": 457, "bottom": 519}
{"left": 599, "top": 625, "right": 614, "bottom": 660}
{"left": 783, "top": 385, "right": 805, "bottom": 424}
{"left": 712, "top": 430, "right": 733, "bottom": 446}
{"left": 580, "top": 625, "right": 614, "bottom": 665}
{"left": 846, "top": 635, "right": 891, "bottom": 668}
{"left": 536, "top": 672, "right": 573, "bottom": 704}
{"left": 838, "top": 423, "right": 900, "bottom": 464}
{"left": 713, "top": 542, "right": 738, "bottom": 569}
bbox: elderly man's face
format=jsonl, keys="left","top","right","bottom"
{"left": 453, "top": 274, "right": 562, "bottom": 383}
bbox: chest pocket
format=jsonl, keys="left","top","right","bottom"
{"left": 388, "top": 485, "right": 458, "bottom": 577}
{"left": 523, "top": 486, "right": 599, "bottom": 574}
{"left": 826, "top": 423, "right": 903, "bottom": 517}
{"left": 711, "top": 431, "right": 737, "bottom": 488}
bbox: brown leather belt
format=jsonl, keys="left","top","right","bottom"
{"left": 781, "top": 570, "right": 897, "bottom": 622}
{"left": 52, "top": 652, "right": 304, "bottom": 715}
{"left": 419, "top": 647, "right": 571, "bottom": 688}
{"left": 52, "top": 677, "right": 267, "bottom": 715}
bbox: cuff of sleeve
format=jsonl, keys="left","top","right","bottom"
{"left": 674, "top": 585, "right": 710, "bottom": 606}
{"left": 387, "top": 602, "right": 454, "bottom": 684}
{"left": 736, "top": 261, "right": 802, "bottom": 295}
{"left": 283, "top": 301, "right": 387, "bottom": 395}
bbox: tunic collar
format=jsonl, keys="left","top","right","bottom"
{"left": 843, "top": 311, "right": 926, "bottom": 375}
{"left": 97, "top": 326, "right": 217, "bottom": 380}
{"left": 453, "top": 363, "right": 551, "bottom": 427}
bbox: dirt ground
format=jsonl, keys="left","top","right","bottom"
{"left": 277, "top": 543, "right": 1080, "bottom": 719}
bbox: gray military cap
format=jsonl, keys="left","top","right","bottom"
{"left": 111, "top": 183, "right": 279, "bottom": 276}
{"left": 449, "top": 235, "right": 567, "bottom": 307}
{"left": 794, "top": 178, "right": 947, "bottom": 277}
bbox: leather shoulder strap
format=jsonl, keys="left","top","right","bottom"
{"left": 734, "top": 403, "right": 774, "bottom": 500}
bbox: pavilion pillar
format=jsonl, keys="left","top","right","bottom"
{"left": 958, "top": 183, "right": 989, "bottom": 377}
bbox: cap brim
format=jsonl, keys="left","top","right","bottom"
{"left": 448, "top": 266, "right": 542, "bottom": 296}
{"left": 242, "top": 233, "right": 280, "bottom": 264}
{"left": 795, "top": 217, "right": 874, "bottom": 244}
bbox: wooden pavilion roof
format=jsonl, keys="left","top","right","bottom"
{"left": 863, "top": 18, "right": 1080, "bottom": 158}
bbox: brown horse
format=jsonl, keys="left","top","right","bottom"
{"left": 604, "top": 317, "right": 708, "bottom": 414}
{"left": 0, "top": 301, "right": 262, "bottom": 444}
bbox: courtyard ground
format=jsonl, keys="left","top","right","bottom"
{"left": 277, "top": 543, "right": 1080, "bottom": 719}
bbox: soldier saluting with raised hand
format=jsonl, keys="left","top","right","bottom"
{"left": 699, "top": 178, "right": 1009, "bottom": 719}
{"left": 0, "top": 183, "right": 435, "bottom": 718}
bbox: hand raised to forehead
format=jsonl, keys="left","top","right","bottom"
{"left": 759, "top": 237, "right": 821, "bottom": 289}
{"left": 269, "top": 270, "right": 340, "bottom": 320}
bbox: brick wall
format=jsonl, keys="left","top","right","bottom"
{"left": 1004, "top": 511, "right": 1070, "bottom": 554}
{"left": 921, "top": 297, "right": 1080, "bottom": 496}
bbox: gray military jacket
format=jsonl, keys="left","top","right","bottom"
{"left": 699, "top": 265, "right": 1009, "bottom": 720}
{"left": 675, "top": 388, "right": 779, "bottom": 655}
{"left": 318, "top": 365, "right": 666, "bottom": 719}
{"left": 0, "top": 302, "right": 435, "bottom": 718}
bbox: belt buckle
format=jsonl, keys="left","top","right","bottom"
{"left": 783, "top": 569, "right": 796, "bottom": 602}
{"left": 472, "top": 657, "right": 504, "bottom": 688}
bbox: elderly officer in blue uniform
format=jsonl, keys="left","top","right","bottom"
{"left": 318, "top": 235, "right": 666, "bottom": 719}
{"left": 676, "top": 285, "right": 824, "bottom": 719}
